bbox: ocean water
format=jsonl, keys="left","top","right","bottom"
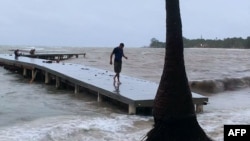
{"left": 0, "top": 66, "right": 152, "bottom": 141}
{"left": 0, "top": 46, "right": 250, "bottom": 141}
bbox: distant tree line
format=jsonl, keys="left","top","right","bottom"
{"left": 149, "top": 36, "right": 250, "bottom": 49}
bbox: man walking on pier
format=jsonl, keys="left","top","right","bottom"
{"left": 110, "top": 43, "right": 128, "bottom": 84}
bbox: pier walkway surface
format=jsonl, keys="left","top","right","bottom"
{"left": 0, "top": 54, "right": 208, "bottom": 114}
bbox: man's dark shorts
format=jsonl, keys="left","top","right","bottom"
{"left": 114, "top": 61, "right": 122, "bottom": 73}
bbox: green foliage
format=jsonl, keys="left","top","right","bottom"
{"left": 150, "top": 36, "right": 250, "bottom": 48}
{"left": 245, "top": 37, "right": 250, "bottom": 49}
{"left": 149, "top": 38, "right": 165, "bottom": 48}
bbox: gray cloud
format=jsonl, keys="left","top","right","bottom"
{"left": 0, "top": 0, "right": 249, "bottom": 47}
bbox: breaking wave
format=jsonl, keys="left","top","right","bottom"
{"left": 190, "top": 76, "right": 250, "bottom": 93}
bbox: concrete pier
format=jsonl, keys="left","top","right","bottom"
{"left": 22, "top": 53, "right": 86, "bottom": 60}
{"left": 0, "top": 54, "right": 209, "bottom": 114}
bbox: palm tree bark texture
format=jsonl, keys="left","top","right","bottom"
{"left": 144, "top": 0, "right": 212, "bottom": 141}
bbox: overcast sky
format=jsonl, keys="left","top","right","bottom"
{"left": 0, "top": 0, "right": 249, "bottom": 47}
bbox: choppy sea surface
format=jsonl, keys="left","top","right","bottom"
{"left": 1, "top": 46, "right": 250, "bottom": 141}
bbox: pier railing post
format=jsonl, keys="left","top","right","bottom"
{"left": 128, "top": 104, "right": 136, "bottom": 115}
{"left": 97, "top": 92, "right": 103, "bottom": 102}
{"left": 74, "top": 84, "right": 79, "bottom": 94}
{"left": 45, "top": 72, "right": 51, "bottom": 84}
{"left": 56, "top": 76, "right": 60, "bottom": 89}
{"left": 195, "top": 104, "right": 204, "bottom": 113}
{"left": 29, "top": 69, "right": 37, "bottom": 83}
{"left": 23, "top": 68, "right": 27, "bottom": 77}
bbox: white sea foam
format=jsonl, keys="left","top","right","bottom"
{"left": 197, "top": 88, "right": 250, "bottom": 141}
{"left": 0, "top": 114, "right": 151, "bottom": 141}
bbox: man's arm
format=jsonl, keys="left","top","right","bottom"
{"left": 123, "top": 54, "right": 128, "bottom": 59}
{"left": 110, "top": 53, "right": 113, "bottom": 64}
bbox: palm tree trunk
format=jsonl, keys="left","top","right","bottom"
{"left": 144, "top": 0, "right": 212, "bottom": 140}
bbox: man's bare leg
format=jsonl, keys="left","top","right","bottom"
{"left": 114, "top": 73, "right": 118, "bottom": 82}
{"left": 117, "top": 73, "right": 121, "bottom": 84}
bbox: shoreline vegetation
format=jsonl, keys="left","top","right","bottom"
{"left": 150, "top": 36, "right": 250, "bottom": 49}
{"left": 1, "top": 36, "right": 250, "bottom": 49}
